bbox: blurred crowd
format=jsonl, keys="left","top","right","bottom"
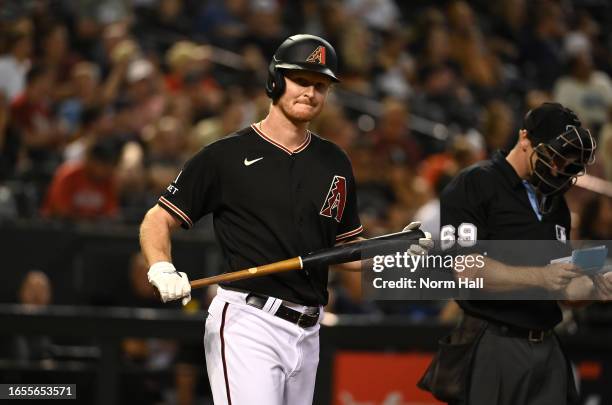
{"left": 2, "top": 1, "right": 612, "bottom": 402}
{"left": 1, "top": 0, "right": 612, "bottom": 303}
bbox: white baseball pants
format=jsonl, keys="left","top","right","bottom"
{"left": 204, "top": 287, "right": 322, "bottom": 405}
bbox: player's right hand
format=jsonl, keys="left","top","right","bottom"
{"left": 147, "top": 261, "right": 191, "bottom": 305}
{"left": 540, "top": 262, "right": 582, "bottom": 292}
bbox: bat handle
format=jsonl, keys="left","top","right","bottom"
{"left": 190, "top": 257, "right": 303, "bottom": 289}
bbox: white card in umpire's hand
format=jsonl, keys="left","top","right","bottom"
{"left": 550, "top": 256, "right": 572, "bottom": 264}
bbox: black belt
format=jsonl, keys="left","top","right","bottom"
{"left": 245, "top": 293, "right": 319, "bottom": 328}
{"left": 486, "top": 322, "right": 553, "bottom": 343}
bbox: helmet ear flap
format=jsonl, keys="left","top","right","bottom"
{"left": 265, "top": 62, "right": 285, "bottom": 101}
{"left": 265, "top": 62, "right": 275, "bottom": 98}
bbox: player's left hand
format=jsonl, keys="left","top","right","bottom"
{"left": 403, "top": 221, "right": 434, "bottom": 255}
{"left": 147, "top": 261, "right": 192, "bottom": 305}
{"left": 593, "top": 271, "right": 612, "bottom": 301}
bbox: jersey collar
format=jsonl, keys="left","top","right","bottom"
{"left": 251, "top": 123, "right": 311, "bottom": 155}
{"left": 492, "top": 150, "right": 523, "bottom": 189}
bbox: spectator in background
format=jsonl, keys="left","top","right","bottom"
{"left": 114, "top": 140, "right": 149, "bottom": 225}
{"left": 164, "top": 41, "right": 212, "bottom": 94}
{"left": 163, "top": 40, "right": 224, "bottom": 122}
{"left": 134, "top": 0, "right": 194, "bottom": 55}
{"left": 411, "top": 64, "right": 479, "bottom": 148}
{"left": 373, "top": 28, "right": 414, "bottom": 101}
{"left": 10, "top": 65, "right": 66, "bottom": 190}
{"left": 371, "top": 98, "right": 422, "bottom": 166}
{"left": 0, "top": 29, "right": 32, "bottom": 101}
{"left": 94, "top": 22, "right": 132, "bottom": 72}
{"left": 344, "top": 0, "right": 401, "bottom": 33}
{"left": 244, "top": 0, "right": 286, "bottom": 61}
{"left": 417, "top": 24, "right": 453, "bottom": 73}
{"left": 411, "top": 7, "right": 447, "bottom": 59}
{"left": 19, "top": 270, "right": 53, "bottom": 307}
{"left": 519, "top": 1, "right": 566, "bottom": 91}
{"left": 37, "top": 23, "right": 78, "bottom": 96}
{"left": 189, "top": 97, "right": 246, "bottom": 151}
{"left": 13, "top": 270, "right": 54, "bottom": 364}
{"left": 481, "top": 99, "right": 516, "bottom": 153}
{"left": 58, "top": 62, "right": 102, "bottom": 134}
{"left": 115, "top": 58, "right": 167, "bottom": 137}
{"left": 63, "top": 106, "right": 111, "bottom": 162}
{"left": 310, "top": 103, "right": 357, "bottom": 151}
{"left": 196, "top": 0, "right": 249, "bottom": 50}
{"left": 553, "top": 50, "right": 612, "bottom": 132}
{"left": 447, "top": 1, "right": 502, "bottom": 97}
{"left": 41, "top": 138, "right": 120, "bottom": 221}
{"left": 147, "top": 116, "right": 188, "bottom": 166}
{"left": 488, "top": 0, "right": 527, "bottom": 65}
{"left": 570, "top": 10, "right": 612, "bottom": 76}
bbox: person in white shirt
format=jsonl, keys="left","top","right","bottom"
{"left": 553, "top": 51, "right": 612, "bottom": 131}
{"left": 0, "top": 31, "right": 32, "bottom": 101}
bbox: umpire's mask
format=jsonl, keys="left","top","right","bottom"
{"left": 524, "top": 103, "right": 596, "bottom": 204}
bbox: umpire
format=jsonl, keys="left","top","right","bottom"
{"left": 419, "top": 103, "right": 611, "bottom": 405}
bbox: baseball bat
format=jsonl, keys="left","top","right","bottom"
{"left": 189, "top": 228, "right": 425, "bottom": 289}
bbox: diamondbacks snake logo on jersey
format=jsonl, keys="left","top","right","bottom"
{"left": 320, "top": 175, "right": 346, "bottom": 222}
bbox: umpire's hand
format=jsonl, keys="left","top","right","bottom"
{"left": 147, "top": 261, "right": 192, "bottom": 305}
{"left": 402, "top": 221, "right": 434, "bottom": 255}
{"left": 541, "top": 262, "right": 582, "bottom": 292}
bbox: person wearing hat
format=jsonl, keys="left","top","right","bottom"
{"left": 139, "top": 34, "right": 432, "bottom": 404}
{"left": 419, "top": 102, "right": 611, "bottom": 404}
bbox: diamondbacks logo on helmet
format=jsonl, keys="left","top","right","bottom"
{"left": 320, "top": 176, "right": 346, "bottom": 222}
{"left": 306, "top": 46, "right": 326, "bottom": 65}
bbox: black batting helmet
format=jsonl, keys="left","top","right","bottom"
{"left": 265, "top": 34, "right": 339, "bottom": 100}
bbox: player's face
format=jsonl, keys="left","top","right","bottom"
{"left": 279, "top": 70, "right": 332, "bottom": 122}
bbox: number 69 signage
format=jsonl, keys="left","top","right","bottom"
{"left": 440, "top": 223, "right": 477, "bottom": 250}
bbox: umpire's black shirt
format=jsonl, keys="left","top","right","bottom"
{"left": 440, "top": 151, "right": 571, "bottom": 329}
{"left": 158, "top": 125, "right": 362, "bottom": 306}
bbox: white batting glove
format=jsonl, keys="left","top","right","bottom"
{"left": 402, "top": 221, "right": 434, "bottom": 255}
{"left": 147, "top": 261, "right": 191, "bottom": 306}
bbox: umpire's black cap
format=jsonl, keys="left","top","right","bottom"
{"left": 522, "top": 102, "right": 582, "bottom": 144}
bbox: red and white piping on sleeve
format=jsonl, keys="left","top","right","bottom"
{"left": 335, "top": 225, "right": 363, "bottom": 241}
{"left": 158, "top": 196, "right": 194, "bottom": 228}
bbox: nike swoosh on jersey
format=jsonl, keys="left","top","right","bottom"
{"left": 244, "top": 157, "right": 264, "bottom": 166}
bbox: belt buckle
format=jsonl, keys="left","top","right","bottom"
{"left": 297, "top": 312, "right": 317, "bottom": 328}
{"left": 528, "top": 330, "right": 544, "bottom": 343}
{"left": 297, "top": 312, "right": 309, "bottom": 328}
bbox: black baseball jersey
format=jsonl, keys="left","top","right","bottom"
{"left": 158, "top": 124, "right": 362, "bottom": 306}
{"left": 440, "top": 151, "right": 571, "bottom": 329}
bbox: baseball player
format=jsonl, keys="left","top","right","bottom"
{"left": 419, "top": 103, "right": 612, "bottom": 404}
{"left": 139, "top": 34, "right": 432, "bottom": 405}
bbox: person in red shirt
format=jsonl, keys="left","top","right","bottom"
{"left": 42, "top": 139, "right": 119, "bottom": 221}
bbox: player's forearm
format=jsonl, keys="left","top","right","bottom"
{"left": 139, "top": 205, "right": 178, "bottom": 266}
